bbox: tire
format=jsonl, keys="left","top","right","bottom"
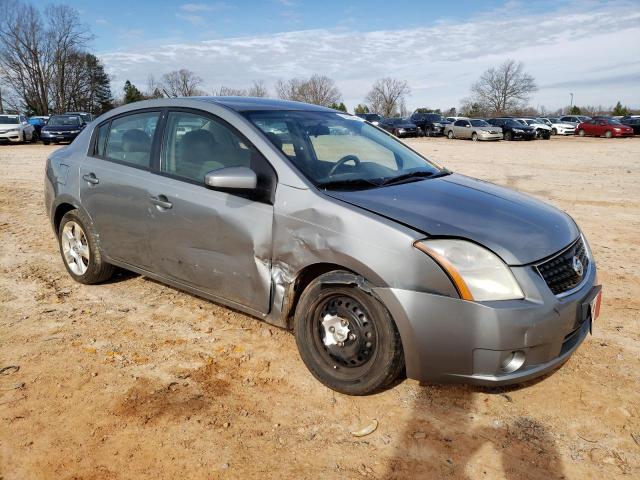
{"left": 471, "top": 132, "right": 478, "bottom": 142}
{"left": 21, "top": 131, "right": 27, "bottom": 143}
{"left": 424, "top": 127, "right": 433, "bottom": 137}
{"left": 504, "top": 131, "right": 513, "bottom": 141}
{"left": 43, "top": 141, "right": 50, "bottom": 145}
{"left": 578, "top": 129, "right": 585, "bottom": 137}
{"left": 294, "top": 271, "right": 405, "bottom": 395}
{"left": 58, "top": 209, "right": 114, "bottom": 284}
{"left": 551, "top": 128, "right": 557, "bottom": 135}
{"left": 447, "top": 130, "right": 454, "bottom": 139}
{"left": 605, "top": 130, "right": 612, "bottom": 139}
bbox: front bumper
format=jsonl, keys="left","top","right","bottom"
{"left": 0, "top": 131, "right": 22, "bottom": 142}
{"left": 41, "top": 131, "right": 80, "bottom": 142}
{"left": 555, "top": 127, "right": 575, "bottom": 135}
{"left": 478, "top": 132, "right": 502, "bottom": 141}
{"left": 374, "top": 258, "right": 598, "bottom": 385}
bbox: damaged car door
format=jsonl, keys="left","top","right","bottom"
{"left": 146, "top": 109, "right": 276, "bottom": 314}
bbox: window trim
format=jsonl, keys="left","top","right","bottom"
{"left": 87, "top": 108, "right": 164, "bottom": 172}
{"left": 153, "top": 107, "right": 278, "bottom": 203}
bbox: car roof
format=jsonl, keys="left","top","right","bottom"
{"left": 191, "top": 96, "right": 335, "bottom": 112}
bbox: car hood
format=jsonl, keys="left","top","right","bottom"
{"left": 478, "top": 126, "right": 501, "bottom": 132}
{"left": 553, "top": 123, "right": 575, "bottom": 128}
{"left": 394, "top": 123, "right": 417, "bottom": 128}
{"left": 0, "top": 123, "right": 21, "bottom": 129}
{"left": 324, "top": 173, "right": 578, "bottom": 265}
{"left": 42, "top": 125, "right": 81, "bottom": 131}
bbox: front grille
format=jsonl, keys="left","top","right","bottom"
{"left": 536, "top": 238, "right": 589, "bottom": 295}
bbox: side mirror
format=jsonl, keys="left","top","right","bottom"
{"left": 465, "top": 124, "right": 470, "bottom": 128}
{"left": 204, "top": 166, "right": 257, "bottom": 191}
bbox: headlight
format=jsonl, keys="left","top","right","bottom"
{"left": 414, "top": 239, "right": 524, "bottom": 301}
{"left": 70, "top": 130, "right": 80, "bottom": 133}
{"left": 398, "top": 128, "right": 405, "bottom": 132}
{"left": 9, "top": 127, "right": 20, "bottom": 132}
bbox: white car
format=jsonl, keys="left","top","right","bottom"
{"left": 514, "top": 118, "right": 551, "bottom": 139}
{"left": 0, "top": 114, "right": 36, "bottom": 143}
{"left": 543, "top": 118, "right": 576, "bottom": 136}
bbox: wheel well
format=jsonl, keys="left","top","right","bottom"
{"left": 285, "top": 263, "right": 356, "bottom": 328}
{"left": 53, "top": 203, "right": 76, "bottom": 232}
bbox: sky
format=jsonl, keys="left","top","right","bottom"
{"left": 65, "top": 0, "right": 640, "bottom": 111}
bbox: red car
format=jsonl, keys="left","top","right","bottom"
{"left": 576, "top": 117, "right": 634, "bottom": 138}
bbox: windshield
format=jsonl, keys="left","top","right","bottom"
{"left": 244, "top": 110, "right": 444, "bottom": 189}
{"left": 470, "top": 119, "right": 489, "bottom": 127}
{"left": 505, "top": 120, "right": 524, "bottom": 127}
{"left": 0, "top": 115, "right": 19, "bottom": 124}
{"left": 48, "top": 116, "right": 81, "bottom": 126}
{"left": 425, "top": 114, "right": 445, "bottom": 122}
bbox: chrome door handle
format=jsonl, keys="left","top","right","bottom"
{"left": 82, "top": 173, "right": 99, "bottom": 185}
{"left": 150, "top": 195, "right": 173, "bottom": 210}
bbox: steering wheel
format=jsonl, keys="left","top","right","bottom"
{"left": 328, "top": 155, "right": 361, "bottom": 177}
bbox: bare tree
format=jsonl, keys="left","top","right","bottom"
{"left": 469, "top": 59, "right": 537, "bottom": 115}
{"left": 248, "top": 80, "right": 268, "bottom": 98}
{"left": 276, "top": 74, "right": 341, "bottom": 106}
{"left": 365, "top": 78, "right": 411, "bottom": 117}
{"left": 161, "top": 69, "right": 203, "bottom": 97}
{"left": 215, "top": 85, "right": 248, "bottom": 96}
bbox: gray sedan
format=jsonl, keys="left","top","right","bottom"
{"left": 445, "top": 118, "right": 502, "bottom": 141}
{"left": 44, "top": 97, "right": 601, "bottom": 395}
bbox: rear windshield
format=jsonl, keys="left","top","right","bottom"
{"left": 0, "top": 115, "right": 19, "bottom": 124}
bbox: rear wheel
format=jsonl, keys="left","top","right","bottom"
{"left": 447, "top": 130, "right": 454, "bottom": 139}
{"left": 58, "top": 209, "right": 114, "bottom": 284}
{"left": 578, "top": 129, "right": 586, "bottom": 137}
{"left": 471, "top": 132, "right": 478, "bottom": 142}
{"left": 604, "top": 130, "right": 613, "bottom": 138}
{"left": 294, "top": 271, "right": 405, "bottom": 395}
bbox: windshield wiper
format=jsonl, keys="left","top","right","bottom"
{"left": 380, "top": 169, "right": 450, "bottom": 186}
{"left": 317, "top": 178, "right": 383, "bottom": 190}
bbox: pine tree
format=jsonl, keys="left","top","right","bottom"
{"left": 612, "top": 101, "right": 630, "bottom": 116}
{"left": 124, "top": 80, "right": 144, "bottom": 104}
{"left": 354, "top": 104, "right": 369, "bottom": 114}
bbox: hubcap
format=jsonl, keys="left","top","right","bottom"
{"left": 61, "top": 221, "right": 89, "bottom": 275}
{"left": 316, "top": 295, "right": 377, "bottom": 368}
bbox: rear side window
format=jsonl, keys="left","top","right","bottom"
{"left": 104, "top": 111, "right": 160, "bottom": 168}
{"left": 95, "top": 123, "right": 109, "bottom": 157}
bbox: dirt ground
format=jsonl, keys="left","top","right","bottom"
{"left": 0, "top": 136, "right": 638, "bottom": 480}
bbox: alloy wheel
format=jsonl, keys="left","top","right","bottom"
{"left": 61, "top": 221, "right": 90, "bottom": 275}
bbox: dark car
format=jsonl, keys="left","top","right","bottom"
{"left": 620, "top": 117, "right": 640, "bottom": 135}
{"left": 487, "top": 118, "right": 536, "bottom": 141}
{"left": 43, "top": 97, "right": 601, "bottom": 395}
{"left": 379, "top": 117, "right": 421, "bottom": 138}
{"left": 355, "top": 113, "right": 384, "bottom": 126}
{"left": 41, "top": 115, "right": 86, "bottom": 144}
{"left": 28, "top": 116, "right": 48, "bottom": 140}
{"left": 576, "top": 117, "right": 634, "bottom": 138}
{"left": 410, "top": 112, "right": 447, "bottom": 136}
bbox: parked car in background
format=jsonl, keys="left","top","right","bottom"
{"left": 514, "top": 118, "right": 551, "bottom": 139}
{"left": 445, "top": 118, "right": 502, "bottom": 141}
{"left": 576, "top": 117, "right": 634, "bottom": 138}
{"left": 28, "top": 116, "right": 49, "bottom": 140}
{"left": 543, "top": 118, "right": 576, "bottom": 136}
{"left": 0, "top": 114, "right": 36, "bottom": 143}
{"left": 65, "top": 111, "right": 93, "bottom": 124}
{"left": 409, "top": 112, "right": 447, "bottom": 136}
{"left": 41, "top": 115, "right": 86, "bottom": 144}
{"left": 487, "top": 118, "right": 536, "bottom": 141}
{"left": 356, "top": 113, "right": 384, "bottom": 126}
{"left": 379, "top": 117, "right": 421, "bottom": 138}
{"left": 44, "top": 96, "right": 601, "bottom": 395}
{"left": 559, "top": 115, "right": 591, "bottom": 127}
{"left": 620, "top": 117, "right": 640, "bottom": 135}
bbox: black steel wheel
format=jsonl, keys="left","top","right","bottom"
{"left": 294, "top": 271, "right": 404, "bottom": 395}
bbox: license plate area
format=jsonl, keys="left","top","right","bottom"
{"left": 580, "top": 285, "right": 602, "bottom": 334}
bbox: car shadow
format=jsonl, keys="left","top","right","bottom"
{"left": 100, "top": 267, "right": 140, "bottom": 284}
{"left": 383, "top": 374, "right": 566, "bottom": 479}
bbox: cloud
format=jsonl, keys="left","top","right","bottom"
{"left": 102, "top": 1, "right": 640, "bottom": 109}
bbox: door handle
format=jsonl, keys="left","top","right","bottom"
{"left": 82, "top": 173, "right": 99, "bottom": 185}
{"left": 150, "top": 195, "right": 173, "bottom": 210}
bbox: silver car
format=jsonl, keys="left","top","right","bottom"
{"left": 44, "top": 97, "right": 602, "bottom": 395}
{"left": 445, "top": 118, "right": 502, "bottom": 141}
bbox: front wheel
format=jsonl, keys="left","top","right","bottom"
{"left": 43, "top": 141, "right": 50, "bottom": 145}
{"left": 58, "top": 209, "right": 114, "bottom": 284}
{"left": 504, "top": 131, "right": 513, "bottom": 141}
{"left": 551, "top": 128, "right": 557, "bottom": 135}
{"left": 447, "top": 130, "right": 454, "bottom": 139}
{"left": 294, "top": 271, "right": 405, "bottom": 395}
{"left": 578, "top": 129, "right": 586, "bottom": 137}
{"left": 605, "top": 130, "right": 613, "bottom": 138}
{"left": 471, "top": 132, "right": 478, "bottom": 142}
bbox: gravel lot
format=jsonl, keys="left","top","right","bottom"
{"left": 1, "top": 136, "right": 639, "bottom": 479}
